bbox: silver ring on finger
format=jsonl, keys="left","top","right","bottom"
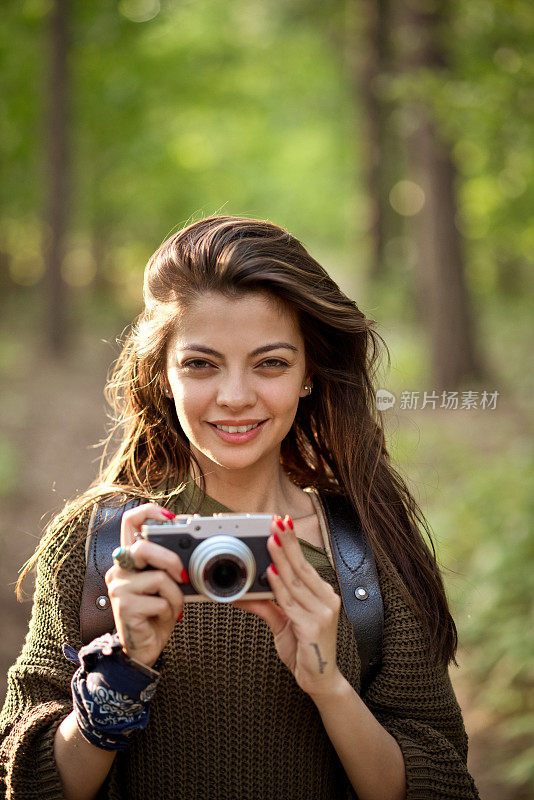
{"left": 112, "top": 545, "right": 137, "bottom": 571}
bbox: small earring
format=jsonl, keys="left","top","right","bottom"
{"left": 304, "top": 384, "right": 312, "bottom": 394}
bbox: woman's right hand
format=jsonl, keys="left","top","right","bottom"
{"left": 104, "top": 503, "right": 187, "bottom": 669}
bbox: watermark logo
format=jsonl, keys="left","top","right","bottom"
{"left": 376, "top": 389, "right": 396, "bottom": 411}
{"left": 376, "top": 389, "right": 500, "bottom": 411}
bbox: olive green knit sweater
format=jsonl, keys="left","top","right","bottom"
{"left": 1, "top": 491, "right": 480, "bottom": 800}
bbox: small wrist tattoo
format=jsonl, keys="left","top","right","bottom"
{"left": 310, "top": 643, "right": 328, "bottom": 674}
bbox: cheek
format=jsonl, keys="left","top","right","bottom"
{"left": 173, "top": 383, "right": 211, "bottom": 424}
{"left": 266, "top": 381, "right": 302, "bottom": 415}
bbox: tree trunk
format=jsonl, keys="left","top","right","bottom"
{"left": 407, "top": 115, "right": 482, "bottom": 388}
{"left": 347, "top": 0, "right": 389, "bottom": 278}
{"left": 347, "top": 0, "right": 407, "bottom": 281}
{"left": 43, "top": 0, "right": 70, "bottom": 355}
{"left": 399, "top": 0, "right": 484, "bottom": 389}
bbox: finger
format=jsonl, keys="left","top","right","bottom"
{"left": 267, "top": 528, "right": 324, "bottom": 613}
{"left": 111, "top": 570, "right": 184, "bottom": 620}
{"left": 267, "top": 563, "right": 341, "bottom": 646}
{"left": 141, "top": 571, "right": 184, "bottom": 619}
{"left": 123, "top": 594, "right": 171, "bottom": 620}
{"left": 112, "top": 568, "right": 182, "bottom": 598}
{"left": 270, "top": 515, "right": 334, "bottom": 603}
{"left": 120, "top": 503, "right": 176, "bottom": 548}
{"left": 128, "top": 539, "right": 185, "bottom": 584}
{"left": 266, "top": 561, "right": 315, "bottom": 617}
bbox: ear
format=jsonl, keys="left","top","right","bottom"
{"left": 299, "top": 375, "right": 313, "bottom": 398}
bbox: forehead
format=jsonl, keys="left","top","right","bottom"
{"left": 168, "top": 291, "right": 303, "bottom": 351}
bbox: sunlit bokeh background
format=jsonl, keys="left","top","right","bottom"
{"left": 1, "top": 2, "right": 533, "bottom": 797}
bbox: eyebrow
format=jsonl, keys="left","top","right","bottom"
{"left": 179, "top": 342, "right": 299, "bottom": 358}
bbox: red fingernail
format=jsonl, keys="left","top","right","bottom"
{"left": 270, "top": 563, "right": 278, "bottom": 575}
{"left": 285, "top": 515, "right": 294, "bottom": 530}
{"left": 177, "top": 609, "right": 184, "bottom": 621}
{"left": 162, "top": 509, "right": 176, "bottom": 519}
{"left": 180, "top": 568, "right": 190, "bottom": 584}
{"left": 274, "top": 515, "right": 285, "bottom": 531}
{"left": 273, "top": 532, "right": 282, "bottom": 547}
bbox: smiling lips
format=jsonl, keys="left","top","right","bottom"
{"left": 213, "top": 422, "right": 261, "bottom": 433}
{"left": 208, "top": 419, "right": 267, "bottom": 441}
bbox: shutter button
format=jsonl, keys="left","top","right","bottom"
{"left": 355, "top": 586, "right": 369, "bottom": 600}
{"left": 96, "top": 595, "right": 110, "bottom": 610}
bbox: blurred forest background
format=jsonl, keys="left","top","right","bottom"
{"left": 1, "top": 0, "right": 533, "bottom": 797}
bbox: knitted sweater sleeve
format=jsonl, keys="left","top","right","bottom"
{"left": 0, "top": 510, "right": 90, "bottom": 800}
{"left": 360, "top": 566, "right": 480, "bottom": 800}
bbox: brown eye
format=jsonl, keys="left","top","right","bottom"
{"left": 260, "top": 359, "right": 288, "bottom": 368}
{"left": 183, "top": 359, "right": 213, "bottom": 369}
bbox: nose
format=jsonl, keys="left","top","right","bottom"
{"left": 216, "top": 369, "right": 257, "bottom": 410}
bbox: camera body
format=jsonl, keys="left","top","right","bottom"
{"left": 138, "top": 513, "right": 275, "bottom": 602}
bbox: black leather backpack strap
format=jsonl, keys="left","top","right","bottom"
{"left": 80, "top": 497, "right": 145, "bottom": 645}
{"left": 316, "top": 489, "right": 384, "bottom": 694}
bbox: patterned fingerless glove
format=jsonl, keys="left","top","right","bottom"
{"left": 63, "top": 633, "right": 161, "bottom": 751}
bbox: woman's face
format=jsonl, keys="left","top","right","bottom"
{"left": 165, "top": 291, "right": 310, "bottom": 474}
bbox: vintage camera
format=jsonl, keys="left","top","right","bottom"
{"left": 138, "top": 513, "right": 275, "bottom": 602}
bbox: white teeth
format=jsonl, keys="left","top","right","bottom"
{"left": 215, "top": 422, "right": 261, "bottom": 433}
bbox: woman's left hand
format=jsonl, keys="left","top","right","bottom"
{"left": 231, "top": 514, "right": 345, "bottom": 699}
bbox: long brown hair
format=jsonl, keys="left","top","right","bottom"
{"left": 17, "top": 214, "right": 458, "bottom": 666}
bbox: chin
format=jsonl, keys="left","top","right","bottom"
{"left": 196, "top": 441, "right": 274, "bottom": 470}
{"left": 208, "top": 453, "right": 265, "bottom": 471}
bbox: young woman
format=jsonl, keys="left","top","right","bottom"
{"left": 1, "top": 215, "right": 480, "bottom": 800}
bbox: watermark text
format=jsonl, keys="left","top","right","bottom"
{"left": 376, "top": 389, "right": 500, "bottom": 412}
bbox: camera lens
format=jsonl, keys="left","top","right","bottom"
{"left": 212, "top": 560, "right": 236, "bottom": 588}
{"left": 205, "top": 556, "right": 246, "bottom": 595}
{"left": 188, "top": 535, "right": 255, "bottom": 602}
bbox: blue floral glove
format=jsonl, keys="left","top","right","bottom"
{"left": 63, "top": 632, "right": 161, "bottom": 751}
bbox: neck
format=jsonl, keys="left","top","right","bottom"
{"left": 188, "top": 452, "right": 307, "bottom": 516}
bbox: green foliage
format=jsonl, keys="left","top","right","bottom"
{"left": 391, "top": 411, "right": 534, "bottom": 793}
{"left": 448, "top": 448, "right": 534, "bottom": 788}
{"left": 368, "top": 0, "right": 534, "bottom": 314}
{"left": 1, "top": 0, "right": 358, "bottom": 303}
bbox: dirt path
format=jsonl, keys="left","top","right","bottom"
{"left": 0, "top": 335, "right": 527, "bottom": 799}
{"left": 0, "top": 334, "right": 113, "bottom": 692}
